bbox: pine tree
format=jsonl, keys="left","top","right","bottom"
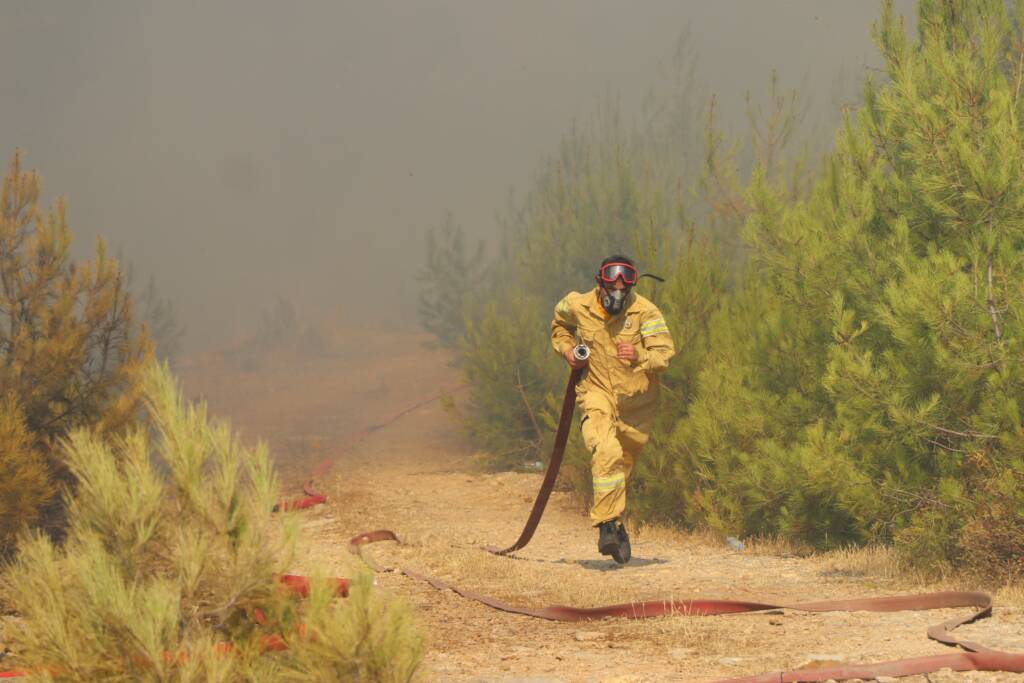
{"left": 124, "top": 257, "right": 186, "bottom": 365}
{"left": 824, "top": 0, "right": 1024, "bottom": 570}
{"left": 660, "top": 0, "right": 1024, "bottom": 575}
{"left": 0, "top": 151, "right": 152, "bottom": 553}
{"left": 416, "top": 213, "right": 485, "bottom": 349}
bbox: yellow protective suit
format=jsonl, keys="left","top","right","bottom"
{"left": 551, "top": 287, "right": 675, "bottom": 525}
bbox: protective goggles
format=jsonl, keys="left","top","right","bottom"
{"left": 598, "top": 262, "right": 638, "bottom": 286}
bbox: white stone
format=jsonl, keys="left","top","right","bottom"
{"left": 574, "top": 630, "right": 605, "bottom": 642}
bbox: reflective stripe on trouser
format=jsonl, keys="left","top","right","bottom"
{"left": 580, "top": 407, "right": 651, "bottom": 525}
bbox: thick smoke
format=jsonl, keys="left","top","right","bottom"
{"left": 0, "top": 0, "right": 914, "bottom": 351}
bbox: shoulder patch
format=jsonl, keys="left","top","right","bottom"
{"left": 556, "top": 297, "right": 571, "bottom": 315}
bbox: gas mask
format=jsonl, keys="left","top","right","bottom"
{"left": 600, "top": 286, "right": 630, "bottom": 315}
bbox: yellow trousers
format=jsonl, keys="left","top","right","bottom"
{"left": 580, "top": 402, "right": 655, "bottom": 525}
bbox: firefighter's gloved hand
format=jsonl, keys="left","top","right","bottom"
{"left": 564, "top": 346, "right": 589, "bottom": 369}
{"left": 616, "top": 343, "right": 638, "bottom": 364}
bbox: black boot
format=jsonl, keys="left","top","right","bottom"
{"left": 616, "top": 521, "right": 631, "bottom": 564}
{"left": 598, "top": 519, "right": 630, "bottom": 564}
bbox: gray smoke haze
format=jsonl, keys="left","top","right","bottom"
{"left": 1, "top": 1, "right": 915, "bottom": 351}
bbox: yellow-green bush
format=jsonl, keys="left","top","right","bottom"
{"left": 2, "top": 362, "right": 423, "bottom": 682}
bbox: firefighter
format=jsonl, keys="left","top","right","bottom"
{"left": 551, "top": 255, "right": 675, "bottom": 563}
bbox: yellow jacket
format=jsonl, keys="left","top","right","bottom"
{"left": 551, "top": 287, "right": 675, "bottom": 417}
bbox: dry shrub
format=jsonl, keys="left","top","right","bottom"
{"left": 815, "top": 544, "right": 906, "bottom": 582}
{"left": 612, "top": 611, "right": 742, "bottom": 656}
{"left": 996, "top": 581, "right": 1024, "bottom": 609}
{"left": 740, "top": 533, "right": 815, "bottom": 558}
{"left": 957, "top": 469, "right": 1024, "bottom": 583}
{"left": 0, "top": 397, "right": 52, "bottom": 552}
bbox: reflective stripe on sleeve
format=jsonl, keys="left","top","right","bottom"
{"left": 640, "top": 318, "right": 669, "bottom": 337}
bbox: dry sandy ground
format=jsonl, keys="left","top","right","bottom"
{"left": 176, "top": 330, "right": 1024, "bottom": 682}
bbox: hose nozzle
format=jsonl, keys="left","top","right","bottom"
{"left": 572, "top": 344, "right": 590, "bottom": 362}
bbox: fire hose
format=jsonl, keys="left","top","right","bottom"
{"left": 4, "top": 368, "right": 1024, "bottom": 681}
{"left": 486, "top": 345, "right": 587, "bottom": 555}
{"left": 346, "top": 530, "right": 1024, "bottom": 681}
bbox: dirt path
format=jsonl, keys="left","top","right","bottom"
{"left": 181, "top": 330, "right": 1024, "bottom": 683}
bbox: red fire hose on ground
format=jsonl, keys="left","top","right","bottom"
{"left": 4, "top": 373, "right": 1024, "bottom": 681}
{"left": 348, "top": 530, "right": 1024, "bottom": 681}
